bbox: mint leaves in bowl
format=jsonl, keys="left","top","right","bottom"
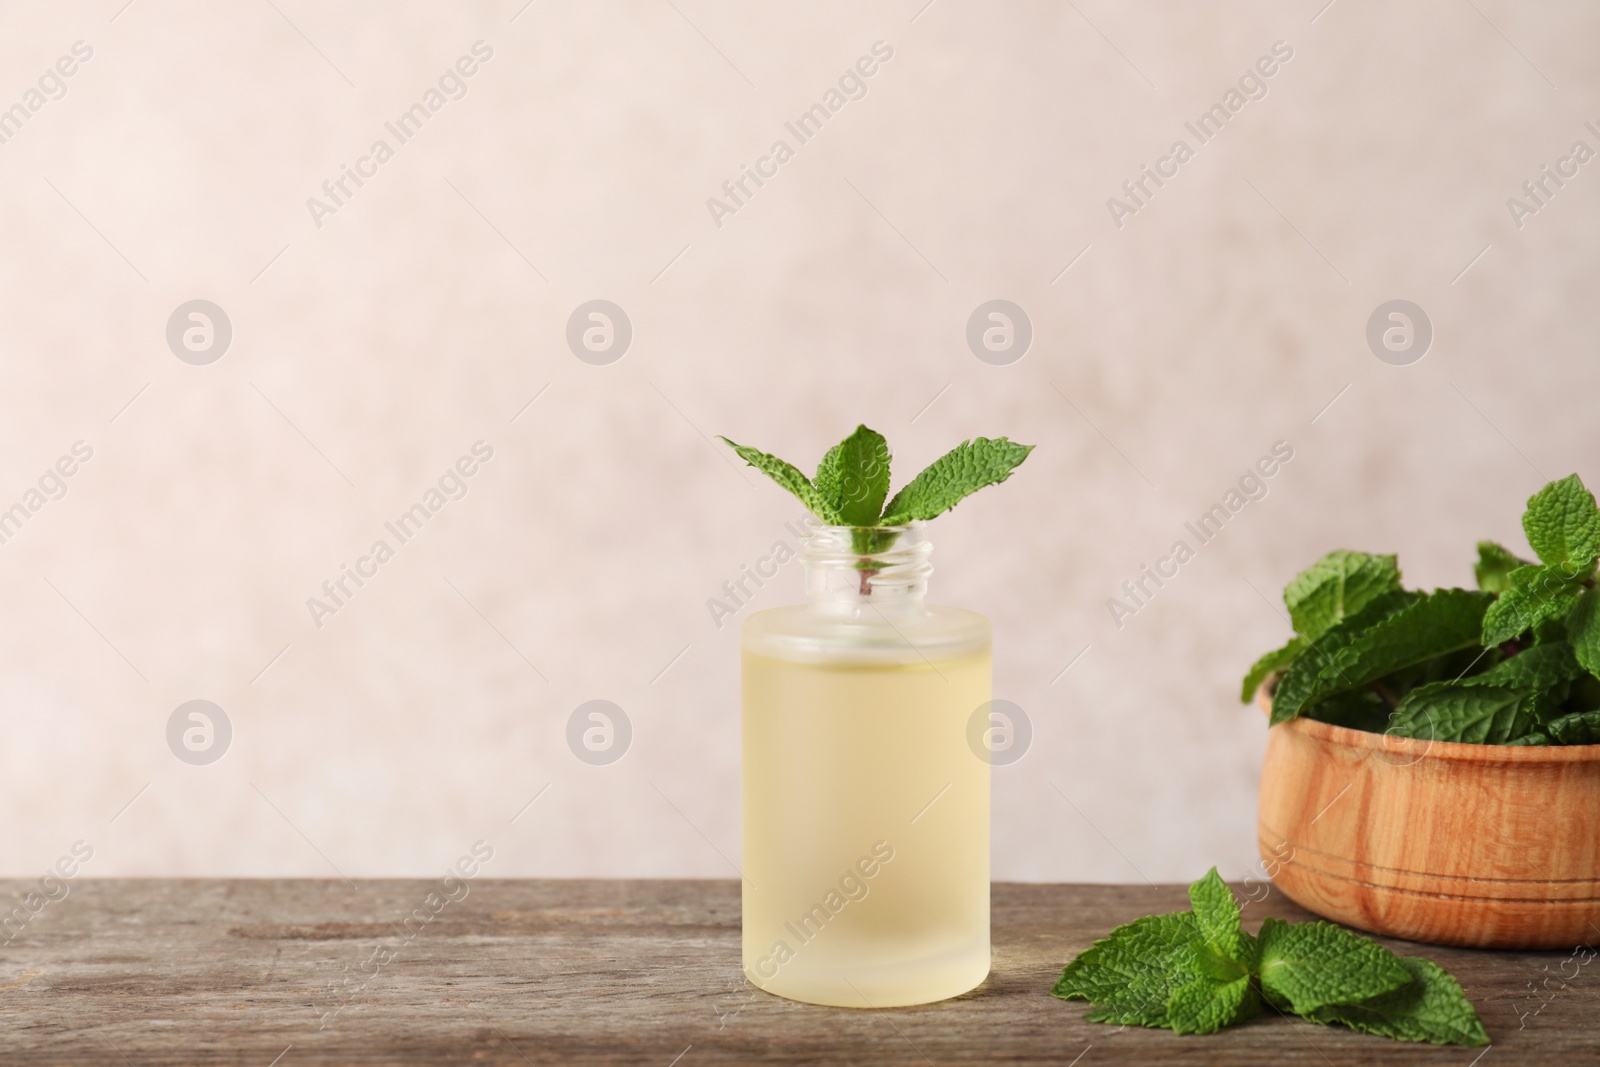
{"left": 1246, "top": 474, "right": 1600, "bottom": 744}
{"left": 1247, "top": 475, "right": 1600, "bottom": 948}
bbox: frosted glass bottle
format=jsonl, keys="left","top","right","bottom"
{"left": 741, "top": 523, "right": 991, "bottom": 1007}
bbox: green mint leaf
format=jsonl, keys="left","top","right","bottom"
{"left": 1271, "top": 589, "right": 1416, "bottom": 724}
{"left": 1481, "top": 564, "right": 1585, "bottom": 646}
{"left": 880, "top": 437, "right": 1033, "bottom": 525}
{"left": 1567, "top": 587, "right": 1600, "bottom": 681}
{"left": 1188, "top": 868, "right": 1251, "bottom": 967}
{"left": 1271, "top": 590, "right": 1489, "bottom": 725}
{"left": 1166, "top": 975, "right": 1260, "bottom": 1036}
{"left": 1464, "top": 640, "right": 1584, "bottom": 691}
{"left": 719, "top": 437, "right": 845, "bottom": 525}
{"left": 1257, "top": 918, "right": 1412, "bottom": 1015}
{"left": 814, "top": 425, "right": 891, "bottom": 527}
{"left": 849, "top": 527, "right": 901, "bottom": 557}
{"left": 1522, "top": 473, "right": 1600, "bottom": 572}
{"left": 1284, "top": 550, "right": 1403, "bottom": 641}
{"left": 1545, "top": 708, "right": 1600, "bottom": 745}
{"left": 1474, "top": 540, "right": 1531, "bottom": 593}
{"left": 1306, "top": 956, "right": 1489, "bottom": 1046}
{"left": 1304, "top": 687, "right": 1393, "bottom": 733}
{"left": 1052, "top": 911, "right": 1200, "bottom": 1027}
{"left": 1385, "top": 683, "right": 1538, "bottom": 745}
{"left": 1507, "top": 732, "right": 1550, "bottom": 746}
{"left": 1241, "top": 636, "right": 1306, "bottom": 703}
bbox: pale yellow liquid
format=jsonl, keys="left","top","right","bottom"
{"left": 742, "top": 647, "right": 991, "bottom": 1007}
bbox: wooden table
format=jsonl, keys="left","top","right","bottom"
{"left": 1, "top": 879, "right": 1591, "bottom": 1065}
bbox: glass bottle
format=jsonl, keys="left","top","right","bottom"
{"left": 741, "top": 522, "right": 991, "bottom": 1007}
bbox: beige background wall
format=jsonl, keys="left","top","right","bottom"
{"left": 0, "top": 0, "right": 1595, "bottom": 884}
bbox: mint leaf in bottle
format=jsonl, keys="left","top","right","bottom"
{"left": 721, "top": 428, "right": 1032, "bottom": 531}
{"left": 814, "top": 424, "right": 891, "bottom": 527}
{"left": 879, "top": 437, "right": 1033, "bottom": 525}
{"left": 718, "top": 437, "right": 844, "bottom": 525}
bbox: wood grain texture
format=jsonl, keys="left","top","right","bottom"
{"left": 1259, "top": 704, "right": 1600, "bottom": 949}
{"left": 0, "top": 879, "right": 1593, "bottom": 1065}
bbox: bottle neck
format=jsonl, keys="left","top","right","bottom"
{"left": 800, "top": 524, "right": 932, "bottom": 612}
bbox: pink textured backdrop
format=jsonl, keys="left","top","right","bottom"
{"left": 0, "top": 0, "right": 1594, "bottom": 882}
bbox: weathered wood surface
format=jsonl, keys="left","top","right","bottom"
{"left": 0, "top": 879, "right": 1592, "bottom": 1065}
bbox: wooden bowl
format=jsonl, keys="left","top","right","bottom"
{"left": 1257, "top": 693, "right": 1600, "bottom": 949}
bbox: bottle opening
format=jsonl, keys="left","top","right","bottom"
{"left": 800, "top": 523, "right": 933, "bottom": 604}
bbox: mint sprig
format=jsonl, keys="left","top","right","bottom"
{"left": 1283, "top": 550, "right": 1402, "bottom": 641}
{"left": 1305, "top": 957, "right": 1491, "bottom": 1046}
{"left": 1268, "top": 589, "right": 1488, "bottom": 725}
{"left": 880, "top": 436, "right": 1034, "bottom": 525}
{"left": 1474, "top": 540, "right": 1530, "bottom": 594}
{"left": 719, "top": 425, "right": 1033, "bottom": 528}
{"left": 1052, "top": 869, "right": 1488, "bottom": 1046}
{"left": 1242, "top": 473, "right": 1600, "bottom": 746}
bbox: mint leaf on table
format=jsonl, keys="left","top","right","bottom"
{"left": 1307, "top": 957, "right": 1489, "bottom": 1047}
{"left": 1285, "top": 550, "right": 1403, "bottom": 641}
{"left": 1481, "top": 564, "right": 1586, "bottom": 645}
{"left": 814, "top": 425, "right": 891, "bottom": 527}
{"left": 1241, "top": 637, "right": 1306, "bottom": 702}
{"left": 1475, "top": 540, "right": 1532, "bottom": 593}
{"left": 879, "top": 437, "right": 1033, "bottom": 525}
{"left": 1187, "top": 867, "right": 1252, "bottom": 968}
{"left": 1052, "top": 871, "right": 1489, "bottom": 1045}
{"left": 1256, "top": 918, "right": 1412, "bottom": 1015}
{"left": 1521, "top": 473, "right": 1600, "bottom": 573}
{"left": 720, "top": 437, "right": 845, "bottom": 525}
{"left": 1270, "top": 589, "right": 1489, "bottom": 725}
{"left": 1167, "top": 975, "right": 1259, "bottom": 1036}
{"left": 1052, "top": 912, "right": 1201, "bottom": 1027}
{"left": 1568, "top": 588, "right": 1600, "bottom": 681}
{"left": 1385, "top": 684, "right": 1540, "bottom": 744}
